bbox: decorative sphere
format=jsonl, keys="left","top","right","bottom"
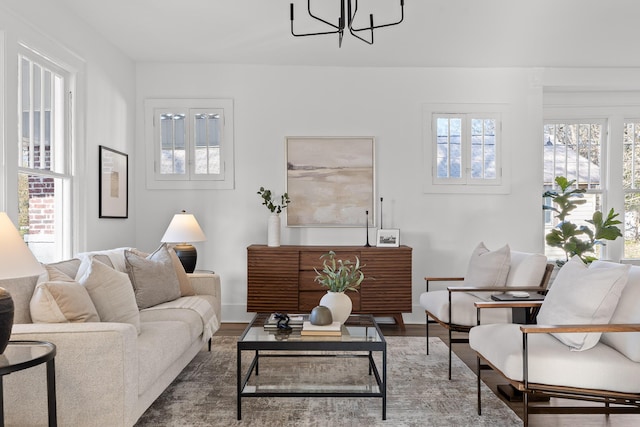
{"left": 309, "top": 306, "right": 333, "bottom": 325}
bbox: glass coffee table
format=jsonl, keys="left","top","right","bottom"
{"left": 237, "top": 313, "right": 386, "bottom": 420}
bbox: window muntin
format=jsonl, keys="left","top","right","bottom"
{"left": 18, "top": 53, "right": 71, "bottom": 263}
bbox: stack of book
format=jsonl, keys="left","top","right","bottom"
{"left": 263, "top": 313, "right": 304, "bottom": 332}
{"left": 300, "top": 321, "right": 342, "bottom": 336}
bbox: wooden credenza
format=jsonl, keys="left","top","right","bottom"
{"left": 247, "top": 244, "right": 412, "bottom": 327}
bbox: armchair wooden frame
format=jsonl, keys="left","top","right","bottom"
{"left": 474, "top": 301, "right": 640, "bottom": 427}
{"left": 424, "top": 263, "right": 553, "bottom": 380}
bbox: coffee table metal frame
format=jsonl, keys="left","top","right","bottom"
{"left": 237, "top": 313, "right": 387, "bottom": 420}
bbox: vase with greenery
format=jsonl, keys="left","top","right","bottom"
{"left": 314, "top": 251, "right": 365, "bottom": 323}
{"left": 543, "top": 176, "right": 622, "bottom": 266}
{"left": 257, "top": 187, "right": 291, "bottom": 247}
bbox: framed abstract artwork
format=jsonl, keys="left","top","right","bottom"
{"left": 99, "top": 145, "right": 128, "bottom": 218}
{"left": 286, "top": 136, "right": 375, "bottom": 227}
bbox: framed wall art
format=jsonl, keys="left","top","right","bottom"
{"left": 99, "top": 145, "right": 128, "bottom": 218}
{"left": 286, "top": 136, "right": 375, "bottom": 227}
{"left": 376, "top": 229, "right": 400, "bottom": 247}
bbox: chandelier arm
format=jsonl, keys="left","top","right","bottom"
{"left": 290, "top": 2, "right": 343, "bottom": 37}
{"left": 306, "top": 0, "right": 344, "bottom": 31}
{"left": 348, "top": 0, "right": 404, "bottom": 32}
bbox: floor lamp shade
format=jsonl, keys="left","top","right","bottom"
{"left": 0, "top": 212, "right": 45, "bottom": 353}
{"left": 161, "top": 211, "right": 206, "bottom": 273}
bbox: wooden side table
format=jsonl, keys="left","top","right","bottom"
{"left": 0, "top": 340, "right": 57, "bottom": 426}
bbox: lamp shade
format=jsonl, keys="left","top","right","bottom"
{"left": 161, "top": 211, "right": 206, "bottom": 243}
{"left": 0, "top": 212, "right": 44, "bottom": 279}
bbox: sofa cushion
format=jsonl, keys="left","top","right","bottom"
{"left": 537, "top": 256, "right": 630, "bottom": 351}
{"left": 139, "top": 307, "right": 203, "bottom": 342}
{"left": 0, "top": 275, "right": 37, "bottom": 324}
{"left": 464, "top": 242, "right": 510, "bottom": 298}
{"left": 505, "top": 251, "right": 547, "bottom": 288}
{"left": 125, "top": 244, "right": 181, "bottom": 309}
{"left": 591, "top": 261, "right": 640, "bottom": 362}
{"left": 470, "top": 323, "right": 640, "bottom": 393}
{"left": 30, "top": 280, "right": 100, "bottom": 323}
{"left": 131, "top": 245, "right": 195, "bottom": 297}
{"left": 78, "top": 258, "right": 141, "bottom": 333}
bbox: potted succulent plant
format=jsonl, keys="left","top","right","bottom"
{"left": 257, "top": 187, "right": 291, "bottom": 247}
{"left": 543, "top": 176, "right": 622, "bottom": 266}
{"left": 314, "top": 251, "right": 365, "bottom": 323}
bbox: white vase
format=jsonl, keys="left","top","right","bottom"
{"left": 267, "top": 213, "right": 281, "bottom": 247}
{"left": 319, "top": 291, "right": 352, "bottom": 324}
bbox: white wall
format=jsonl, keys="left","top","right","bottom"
{"left": 136, "top": 64, "right": 544, "bottom": 323}
{"left": 0, "top": 0, "right": 137, "bottom": 253}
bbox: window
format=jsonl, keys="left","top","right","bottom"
{"left": 543, "top": 121, "right": 605, "bottom": 260}
{"left": 18, "top": 52, "right": 72, "bottom": 263}
{"left": 145, "top": 99, "right": 234, "bottom": 190}
{"left": 423, "top": 104, "right": 508, "bottom": 194}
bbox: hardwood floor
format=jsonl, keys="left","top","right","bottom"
{"left": 218, "top": 321, "right": 640, "bottom": 426}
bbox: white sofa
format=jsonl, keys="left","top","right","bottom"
{"left": 1, "top": 249, "right": 221, "bottom": 426}
{"left": 470, "top": 257, "right": 640, "bottom": 425}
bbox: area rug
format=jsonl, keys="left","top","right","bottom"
{"left": 135, "top": 336, "right": 520, "bottom": 426}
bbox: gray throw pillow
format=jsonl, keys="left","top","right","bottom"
{"left": 125, "top": 244, "right": 181, "bottom": 309}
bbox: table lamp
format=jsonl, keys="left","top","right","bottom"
{"left": 161, "top": 210, "right": 206, "bottom": 273}
{"left": 0, "top": 212, "right": 45, "bottom": 353}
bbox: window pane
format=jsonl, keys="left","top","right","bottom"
{"left": 436, "top": 117, "right": 462, "bottom": 178}
{"left": 623, "top": 122, "right": 640, "bottom": 190}
{"left": 625, "top": 192, "right": 640, "bottom": 258}
{"left": 18, "top": 173, "right": 64, "bottom": 263}
{"left": 160, "top": 113, "right": 186, "bottom": 174}
{"left": 543, "top": 122, "right": 602, "bottom": 190}
{"left": 194, "top": 112, "right": 221, "bottom": 175}
{"left": 470, "top": 118, "right": 497, "bottom": 179}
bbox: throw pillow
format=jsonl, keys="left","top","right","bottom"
{"left": 30, "top": 280, "right": 100, "bottom": 323}
{"left": 464, "top": 242, "right": 511, "bottom": 298}
{"left": 166, "top": 244, "right": 196, "bottom": 296}
{"left": 536, "top": 256, "right": 630, "bottom": 351}
{"left": 45, "top": 264, "right": 76, "bottom": 282}
{"left": 78, "top": 258, "right": 141, "bottom": 333}
{"left": 125, "top": 244, "right": 181, "bottom": 309}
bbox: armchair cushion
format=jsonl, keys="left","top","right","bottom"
{"left": 505, "top": 251, "right": 548, "bottom": 288}
{"left": 464, "top": 242, "right": 511, "bottom": 298}
{"left": 591, "top": 260, "right": 640, "bottom": 362}
{"left": 419, "top": 290, "right": 511, "bottom": 326}
{"left": 470, "top": 323, "right": 640, "bottom": 393}
{"left": 537, "top": 256, "right": 630, "bottom": 351}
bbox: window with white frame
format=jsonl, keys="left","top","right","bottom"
{"left": 145, "top": 99, "right": 234, "bottom": 190}
{"left": 423, "top": 104, "right": 508, "bottom": 194}
{"left": 18, "top": 51, "right": 73, "bottom": 263}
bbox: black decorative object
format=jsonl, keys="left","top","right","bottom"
{"left": 0, "top": 288, "right": 14, "bottom": 354}
{"left": 172, "top": 244, "right": 198, "bottom": 273}
{"left": 310, "top": 306, "right": 333, "bottom": 326}
{"left": 274, "top": 312, "right": 293, "bottom": 332}
{"left": 380, "top": 197, "right": 384, "bottom": 228}
{"left": 365, "top": 210, "right": 371, "bottom": 247}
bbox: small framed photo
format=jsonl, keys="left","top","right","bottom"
{"left": 99, "top": 145, "right": 128, "bottom": 218}
{"left": 377, "top": 229, "right": 400, "bottom": 247}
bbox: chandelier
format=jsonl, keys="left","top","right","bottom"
{"left": 290, "top": 0, "right": 405, "bottom": 47}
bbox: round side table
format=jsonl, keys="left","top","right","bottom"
{"left": 0, "top": 340, "right": 57, "bottom": 427}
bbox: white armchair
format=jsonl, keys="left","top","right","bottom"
{"left": 420, "top": 242, "right": 552, "bottom": 379}
{"left": 470, "top": 257, "right": 640, "bottom": 426}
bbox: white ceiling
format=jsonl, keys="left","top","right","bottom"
{"left": 56, "top": 0, "right": 640, "bottom": 68}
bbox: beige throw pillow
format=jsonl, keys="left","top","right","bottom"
{"left": 537, "top": 256, "right": 630, "bottom": 351}
{"left": 78, "top": 258, "right": 141, "bottom": 333}
{"left": 166, "top": 244, "right": 195, "bottom": 296}
{"left": 125, "top": 244, "right": 181, "bottom": 309}
{"left": 30, "top": 280, "right": 100, "bottom": 323}
{"left": 464, "top": 242, "right": 511, "bottom": 298}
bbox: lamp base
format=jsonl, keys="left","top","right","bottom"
{"left": 0, "top": 288, "right": 14, "bottom": 354}
{"left": 173, "top": 244, "right": 198, "bottom": 273}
